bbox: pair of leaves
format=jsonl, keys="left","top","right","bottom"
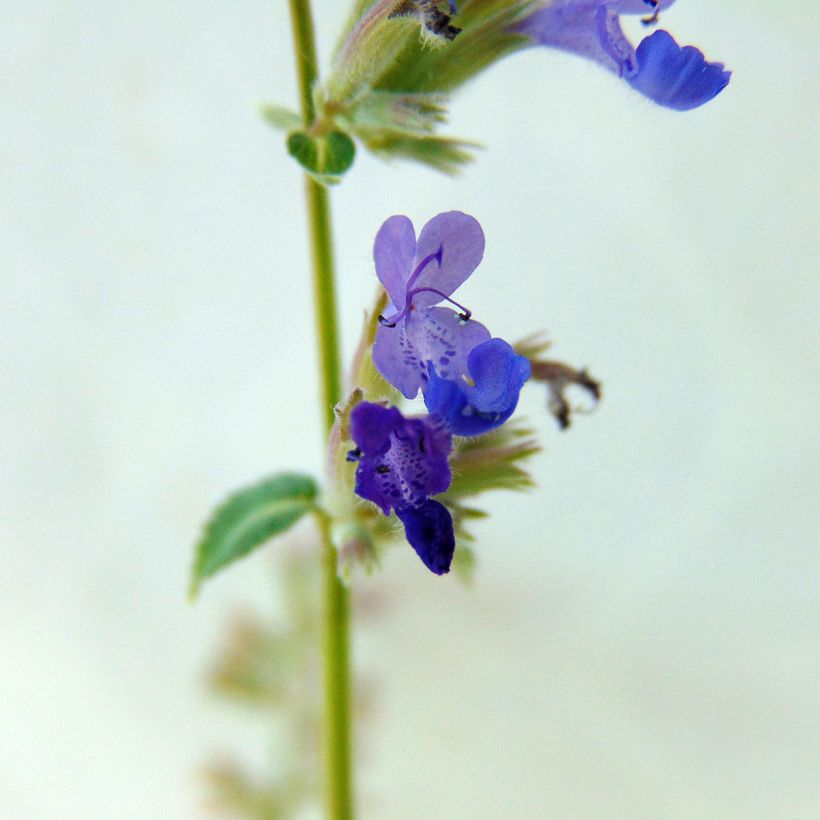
{"left": 287, "top": 130, "right": 355, "bottom": 185}
{"left": 261, "top": 104, "right": 356, "bottom": 184}
{"left": 190, "top": 473, "right": 319, "bottom": 598}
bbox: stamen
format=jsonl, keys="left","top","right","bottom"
{"left": 408, "top": 287, "right": 472, "bottom": 322}
{"left": 641, "top": 0, "right": 660, "bottom": 25}
{"left": 378, "top": 246, "right": 444, "bottom": 328}
{"left": 346, "top": 447, "right": 362, "bottom": 462}
{"left": 461, "top": 373, "right": 476, "bottom": 388}
{"left": 405, "top": 246, "right": 444, "bottom": 292}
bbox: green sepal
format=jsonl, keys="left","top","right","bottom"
{"left": 260, "top": 103, "right": 301, "bottom": 132}
{"left": 286, "top": 129, "right": 356, "bottom": 185}
{"left": 190, "top": 473, "right": 319, "bottom": 598}
{"left": 359, "top": 131, "right": 479, "bottom": 174}
{"left": 443, "top": 423, "right": 540, "bottom": 499}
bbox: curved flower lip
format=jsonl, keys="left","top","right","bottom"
{"left": 627, "top": 30, "right": 731, "bottom": 110}
{"left": 423, "top": 338, "right": 532, "bottom": 436}
{"left": 516, "top": 0, "right": 729, "bottom": 110}
{"left": 396, "top": 499, "right": 455, "bottom": 575}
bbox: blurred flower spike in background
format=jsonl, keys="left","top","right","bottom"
{"left": 269, "top": 0, "right": 731, "bottom": 178}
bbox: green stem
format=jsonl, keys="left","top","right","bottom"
{"left": 287, "top": 1, "right": 353, "bottom": 817}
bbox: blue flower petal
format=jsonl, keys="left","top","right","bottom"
{"left": 423, "top": 339, "right": 531, "bottom": 436}
{"left": 463, "top": 339, "right": 531, "bottom": 415}
{"left": 349, "top": 402, "right": 402, "bottom": 457}
{"left": 396, "top": 499, "right": 456, "bottom": 575}
{"left": 627, "top": 30, "right": 730, "bottom": 110}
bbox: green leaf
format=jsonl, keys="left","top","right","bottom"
{"left": 191, "top": 473, "right": 318, "bottom": 598}
{"left": 286, "top": 129, "right": 356, "bottom": 185}
{"left": 259, "top": 103, "right": 301, "bottom": 132}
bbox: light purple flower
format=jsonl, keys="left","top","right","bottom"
{"left": 372, "top": 211, "right": 492, "bottom": 399}
{"left": 516, "top": 0, "right": 730, "bottom": 110}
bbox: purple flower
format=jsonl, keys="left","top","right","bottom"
{"left": 516, "top": 0, "right": 730, "bottom": 110}
{"left": 423, "top": 338, "right": 532, "bottom": 436}
{"left": 372, "top": 211, "right": 492, "bottom": 400}
{"left": 348, "top": 401, "right": 456, "bottom": 574}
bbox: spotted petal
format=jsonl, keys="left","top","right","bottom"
{"left": 373, "top": 307, "right": 491, "bottom": 399}
{"left": 350, "top": 403, "right": 452, "bottom": 515}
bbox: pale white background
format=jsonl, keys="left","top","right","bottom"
{"left": 2, "top": 1, "right": 818, "bottom": 818}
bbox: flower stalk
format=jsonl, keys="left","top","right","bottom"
{"left": 287, "top": 1, "right": 353, "bottom": 817}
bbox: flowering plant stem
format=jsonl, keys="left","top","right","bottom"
{"left": 287, "top": 1, "right": 354, "bottom": 817}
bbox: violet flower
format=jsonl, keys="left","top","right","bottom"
{"left": 516, "top": 0, "right": 730, "bottom": 110}
{"left": 348, "top": 402, "right": 455, "bottom": 574}
{"left": 372, "top": 210, "right": 492, "bottom": 400}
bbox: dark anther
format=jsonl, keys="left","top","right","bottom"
{"left": 346, "top": 447, "right": 362, "bottom": 462}
{"left": 641, "top": 0, "right": 660, "bottom": 25}
{"left": 375, "top": 464, "right": 390, "bottom": 474}
{"left": 378, "top": 315, "right": 397, "bottom": 328}
{"left": 388, "top": 2, "right": 461, "bottom": 41}
{"left": 408, "top": 286, "right": 473, "bottom": 322}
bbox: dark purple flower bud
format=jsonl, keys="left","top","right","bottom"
{"left": 423, "top": 339, "right": 532, "bottom": 436}
{"left": 515, "top": 0, "right": 730, "bottom": 110}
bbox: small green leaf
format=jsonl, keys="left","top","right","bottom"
{"left": 324, "top": 131, "right": 356, "bottom": 175}
{"left": 260, "top": 103, "right": 301, "bottom": 131}
{"left": 287, "top": 132, "right": 319, "bottom": 172}
{"left": 286, "top": 129, "right": 356, "bottom": 184}
{"left": 191, "top": 473, "right": 318, "bottom": 598}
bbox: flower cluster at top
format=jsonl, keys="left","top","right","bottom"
{"left": 291, "top": 0, "right": 731, "bottom": 176}
{"left": 347, "top": 212, "right": 531, "bottom": 574}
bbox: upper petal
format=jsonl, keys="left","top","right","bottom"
{"left": 374, "top": 215, "right": 416, "bottom": 312}
{"left": 410, "top": 211, "right": 485, "bottom": 309}
{"left": 350, "top": 402, "right": 401, "bottom": 456}
{"left": 627, "top": 30, "right": 731, "bottom": 110}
